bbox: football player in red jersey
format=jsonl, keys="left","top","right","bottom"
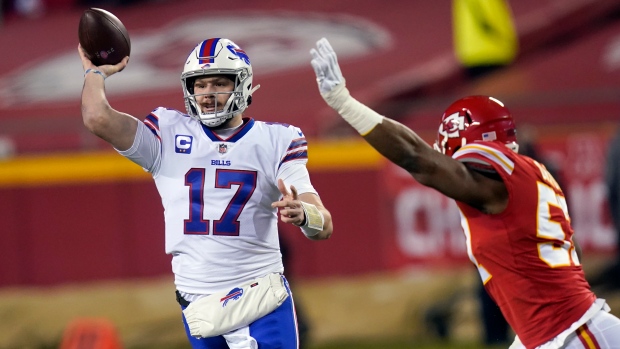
{"left": 310, "top": 38, "right": 620, "bottom": 349}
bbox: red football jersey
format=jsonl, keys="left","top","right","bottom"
{"left": 453, "top": 142, "right": 595, "bottom": 349}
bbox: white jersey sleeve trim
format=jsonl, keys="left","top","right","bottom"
{"left": 116, "top": 121, "right": 162, "bottom": 174}
{"left": 454, "top": 143, "right": 514, "bottom": 175}
{"left": 277, "top": 162, "right": 317, "bottom": 196}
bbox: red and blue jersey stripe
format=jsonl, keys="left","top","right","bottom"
{"left": 287, "top": 138, "right": 307, "bottom": 151}
{"left": 198, "top": 38, "right": 221, "bottom": 64}
{"left": 279, "top": 137, "right": 308, "bottom": 168}
{"left": 143, "top": 113, "right": 161, "bottom": 141}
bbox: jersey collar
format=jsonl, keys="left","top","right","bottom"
{"left": 201, "top": 117, "right": 255, "bottom": 142}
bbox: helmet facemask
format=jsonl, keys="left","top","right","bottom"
{"left": 182, "top": 72, "right": 249, "bottom": 127}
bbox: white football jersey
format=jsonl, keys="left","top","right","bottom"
{"left": 118, "top": 107, "right": 317, "bottom": 294}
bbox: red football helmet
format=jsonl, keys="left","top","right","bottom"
{"left": 433, "top": 95, "right": 518, "bottom": 156}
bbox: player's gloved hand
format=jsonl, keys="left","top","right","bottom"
{"left": 309, "top": 38, "right": 383, "bottom": 135}
{"left": 310, "top": 38, "right": 345, "bottom": 94}
{"left": 309, "top": 38, "right": 352, "bottom": 114}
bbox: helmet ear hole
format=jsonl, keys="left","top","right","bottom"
{"left": 186, "top": 77, "right": 196, "bottom": 94}
{"left": 464, "top": 110, "right": 473, "bottom": 124}
{"left": 507, "top": 128, "right": 517, "bottom": 138}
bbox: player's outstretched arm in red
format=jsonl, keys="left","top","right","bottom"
{"left": 310, "top": 38, "right": 507, "bottom": 214}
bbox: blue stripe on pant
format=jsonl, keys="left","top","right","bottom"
{"left": 180, "top": 276, "right": 299, "bottom": 349}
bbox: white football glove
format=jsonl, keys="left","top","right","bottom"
{"left": 310, "top": 37, "right": 383, "bottom": 135}
{"left": 310, "top": 38, "right": 345, "bottom": 94}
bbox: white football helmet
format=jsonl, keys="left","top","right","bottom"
{"left": 181, "top": 38, "right": 259, "bottom": 127}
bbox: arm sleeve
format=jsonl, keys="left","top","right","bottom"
{"left": 277, "top": 162, "right": 318, "bottom": 196}
{"left": 116, "top": 121, "right": 162, "bottom": 174}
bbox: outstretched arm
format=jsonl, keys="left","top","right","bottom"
{"left": 310, "top": 38, "right": 507, "bottom": 213}
{"left": 79, "top": 44, "right": 138, "bottom": 151}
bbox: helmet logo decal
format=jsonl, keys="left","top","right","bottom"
{"left": 439, "top": 112, "right": 465, "bottom": 139}
{"left": 226, "top": 44, "right": 251, "bottom": 65}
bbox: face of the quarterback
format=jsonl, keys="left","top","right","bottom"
{"left": 193, "top": 75, "right": 234, "bottom": 114}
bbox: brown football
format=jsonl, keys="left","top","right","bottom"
{"left": 78, "top": 8, "right": 131, "bottom": 66}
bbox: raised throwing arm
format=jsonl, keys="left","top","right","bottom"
{"left": 78, "top": 44, "right": 137, "bottom": 151}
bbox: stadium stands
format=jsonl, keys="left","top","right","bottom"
{"left": 0, "top": 0, "right": 618, "bottom": 154}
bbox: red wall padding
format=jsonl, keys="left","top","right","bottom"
{"left": 0, "top": 169, "right": 383, "bottom": 287}
{"left": 0, "top": 181, "right": 168, "bottom": 286}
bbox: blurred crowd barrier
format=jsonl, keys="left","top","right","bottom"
{"left": 0, "top": 129, "right": 616, "bottom": 288}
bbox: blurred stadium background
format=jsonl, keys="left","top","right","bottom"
{"left": 1, "top": 0, "right": 620, "bottom": 348}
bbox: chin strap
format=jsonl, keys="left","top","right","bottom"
{"left": 250, "top": 84, "right": 261, "bottom": 95}
{"left": 246, "top": 84, "right": 261, "bottom": 107}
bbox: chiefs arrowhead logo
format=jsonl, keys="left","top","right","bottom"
{"left": 438, "top": 112, "right": 466, "bottom": 139}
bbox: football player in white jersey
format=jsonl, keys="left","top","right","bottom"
{"left": 78, "top": 37, "right": 333, "bottom": 349}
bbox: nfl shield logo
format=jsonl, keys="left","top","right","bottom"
{"left": 218, "top": 143, "right": 228, "bottom": 154}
